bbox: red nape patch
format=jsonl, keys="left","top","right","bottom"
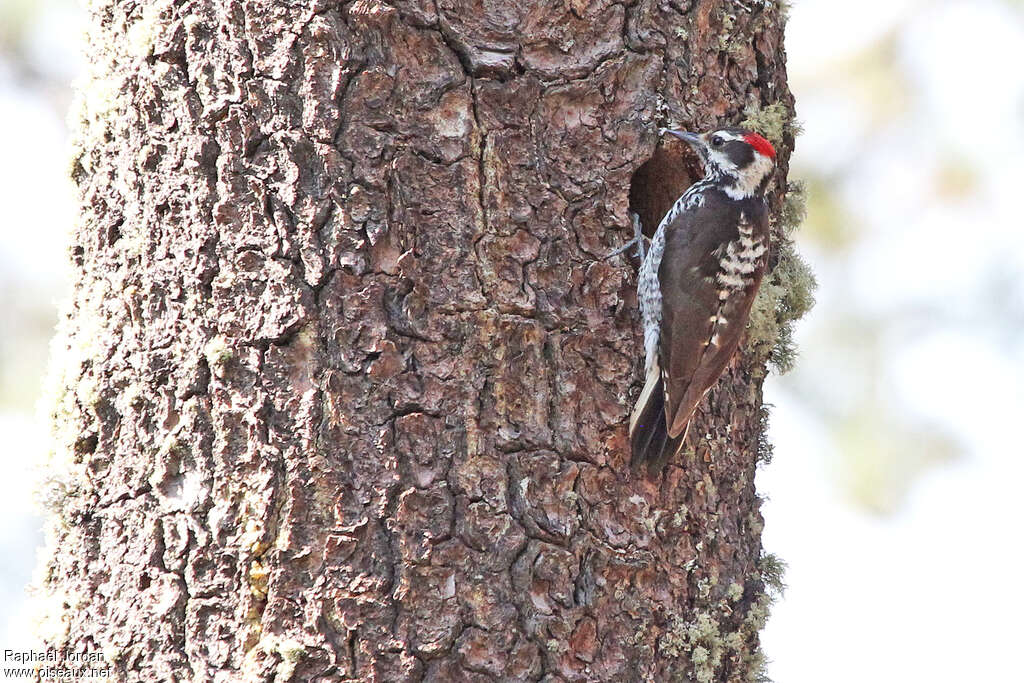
{"left": 743, "top": 133, "right": 776, "bottom": 158}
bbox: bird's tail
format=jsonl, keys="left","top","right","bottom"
{"left": 629, "top": 365, "right": 687, "bottom": 471}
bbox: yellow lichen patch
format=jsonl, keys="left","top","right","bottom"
{"left": 249, "top": 559, "right": 269, "bottom": 600}
{"left": 204, "top": 335, "right": 233, "bottom": 377}
{"left": 127, "top": 2, "right": 168, "bottom": 59}
{"left": 241, "top": 517, "right": 269, "bottom": 556}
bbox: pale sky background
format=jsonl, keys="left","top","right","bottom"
{"left": 762, "top": 1, "right": 1024, "bottom": 681}
{"left": 0, "top": 0, "right": 1022, "bottom": 681}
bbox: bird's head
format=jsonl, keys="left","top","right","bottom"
{"left": 662, "top": 127, "right": 776, "bottom": 199}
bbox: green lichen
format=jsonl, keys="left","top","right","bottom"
{"left": 661, "top": 612, "right": 729, "bottom": 683}
{"left": 747, "top": 647, "right": 771, "bottom": 683}
{"left": 657, "top": 587, "right": 780, "bottom": 682}
{"left": 741, "top": 102, "right": 802, "bottom": 148}
{"left": 718, "top": 13, "right": 737, "bottom": 52}
{"left": 745, "top": 597, "right": 771, "bottom": 633}
{"left": 749, "top": 242, "right": 817, "bottom": 373}
{"left": 244, "top": 634, "right": 306, "bottom": 682}
{"left": 274, "top": 638, "right": 306, "bottom": 681}
{"left": 716, "top": 12, "right": 754, "bottom": 60}
{"left": 778, "top": 180, "right": 808, "bottom": 236}
{"left": 672, "top": 504, "right": 689, "bottom": 527}
{"left": 630, "top": 620, "right": 656, "bottom": 661}
{"left": 759, "top": 553, "right": 788, "bottom": 597}
{"left": 629, "top": 494, "right": 661, "bottom": 533}
{"left": 708, "top": 555, "right": 787, "bottom": 683}
{"left": 732, "top": 594, "right": 772, "bottom": 682}
{"left": 723, "top": 631, "right": 745, "bottom": 650}
{"left": 755, "top": 404, "right": 774, "bottom": 465}
{"left": 747, "top": 181, "right": 817, "bottom": 374}
{"left": 746, "top": 509, "right": 765, "bottom": 538}
{"left": 657, "top": 544, "right": 788, "bottom": 681}
{"left": 546, "top": 638, "right": 567, "bottom": 653}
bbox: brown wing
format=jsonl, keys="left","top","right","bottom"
{"left": 659, "top": 200, "right": 769, "bottom": 438}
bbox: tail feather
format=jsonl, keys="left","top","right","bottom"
{"left": 629, "top": 369, "right": 686, "bottom": 470}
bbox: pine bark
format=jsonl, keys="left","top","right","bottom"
{"left": 41, "top": 1, "right": 794, "bottom": 681}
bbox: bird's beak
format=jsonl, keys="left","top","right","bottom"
{"left": 660, "top": 129, "right": 704, "bottom": 149}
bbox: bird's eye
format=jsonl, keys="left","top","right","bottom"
{"left": 710, "top": 135, "right": 724, "bottom": 148}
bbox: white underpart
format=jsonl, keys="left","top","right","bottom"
{"left": 639, "top": 226, "right": 666, "bottom": 373}
{"left": 637, "top": 177, "right": 714, "bottom": 374}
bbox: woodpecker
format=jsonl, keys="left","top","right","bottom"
{"left": 629, "top": 127, "right": 776, "bottom": 469}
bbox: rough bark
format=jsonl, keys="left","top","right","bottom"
{"left": 40, "top": 1, "right": 795, "bottom": 681}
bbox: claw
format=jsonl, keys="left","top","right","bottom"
{"left": 632, "top": 212, "right": 646, "bottom": 261}
{"left": 604, "top": 212, "right": 649, "bottom": 261}
{"left": 604, "top": 238, "right": 639, "bottom": 259}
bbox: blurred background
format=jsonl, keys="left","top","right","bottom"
{"left": 0, "top": 0, "right": 83, "bottom": 665}
{"left": 0, "top": 0, "right": 1021, "bottom": 680}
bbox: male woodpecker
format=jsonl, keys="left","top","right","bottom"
{"left": 629, "top": 127, "right": 776, "bottom": 469}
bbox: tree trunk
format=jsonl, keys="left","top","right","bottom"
{"left": 40, "top": 1, "right": 796, "bottom": 681}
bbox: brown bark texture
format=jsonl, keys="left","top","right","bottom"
{"left": 41, "top": 1, "right": 795, "bottom": 681}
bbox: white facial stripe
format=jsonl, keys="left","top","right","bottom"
{"left": 722, "top": 152, "right": 774, "bottom": 199}
{"left": 708, "top": 148, "right": 738, "bottom": 173}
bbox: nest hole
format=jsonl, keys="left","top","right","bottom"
{"left": 627, "top": 136, "right": 704, "bottom": 238}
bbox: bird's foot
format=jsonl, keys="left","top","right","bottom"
{"left": 604, "top": 212, "right": 648, "bottom": 261}
{"left": 603, "top": 238, "right": 639, "bottom": 259}
{"left": 632, "top": 212, "right": 646, "bottom": 261}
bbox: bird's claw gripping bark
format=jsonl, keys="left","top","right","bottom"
{"left": 604, "top": 212, "right": 648, "bottom": 261}
{"left": 632, "top": 212, "right": 646, "bottom": 261}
